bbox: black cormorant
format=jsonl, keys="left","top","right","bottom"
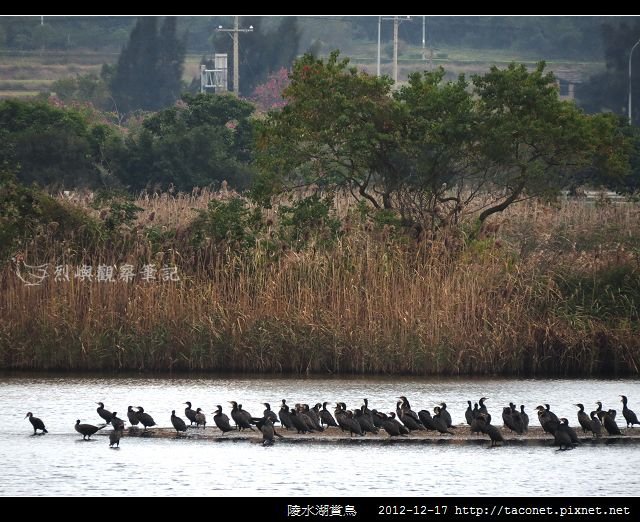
{"left": 593, "top": 401, "right": 606, "bottom": 423}
{"left": 554, "top": 418, "right": 575, "bottom": 450}
{"left": 378, "top": 412, "right": 407, "bottom": 437}
{"left": 230, "top": 402, "right": 254, "bottom": 431}
{"left": 397, "top": 396, "right": 422, "bottom": 425}
{"left": 433, "top": 407, "right": 455, "bottom": 435}
{"left": 575, "top": 404, "right": 592, "bottom": 434}
{"left": 602, "top": 410, "right": 622, "bottom": 435}
{"left": 288, "top": 408, "right": 311, "bottom": 434}
{"left": 213, "top": 405, "right": 234, "bottom": 434}
{"left": 439, "top": 403, "right": 454, "bottom": 429}
{"left": 96, "top": 402, "right": 113, "bottom": 424}
{"left": 418, "top": 409, "right": 439, "bottom": 432}
{"left": 320, "top": 402, "right": 338, "bottom": 428}
{"left": 127, "top": 406, "right": 140, "bottom": 426}
{"left": 109, "top": 412, "right": 125, "bottom": 431}
{"left": 396, "top": 401, "right": 424, "bottom": 431}
{"left": 75, "top": 419, "right": 105, "bottom": 440}
{"left": 263, "top": 403, "right": 279, "bottom": 424}
{"left": 465, "top": 401, "right": 474, "bottom": 425}
{"left": 621, "top": 395, "right": 640, "bottom": 428}
{"left": 252, "top": 416, "right": 283, "bottom": 445}
{"left": 25, "top": 412, "right": 47, "bottom": 435}
{"left": 478, "top": 413, "right": 503, "bottom": 447}
{"left": 479, "top": 397, "right": 490, "bottom": 422}
{"left": 536, "top": 405, "right": 558, "bottom": 435}
{"left": 354, "top": 408, "right": 378, "bottom": 434}
{"left": 184, "top": 402, "right": 198, "bottom": 426}
{"left": 195, "top": 408, "right": 206, "bottom": 429}
{"left": 278, "top": 400, "right": 294, "bottom": 430}
{"left": 171, "top": 410, "right": 187, "bottom": 433}
{"left": 589, "top": 411, "right": 602, "bottom": 438}
{"left": 136, "top": 406, "right": 156, "bottom": 430}
{"left": 520, "top": 405, "right": 529, "bottom": 432}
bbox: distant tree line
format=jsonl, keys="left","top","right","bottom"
{"left": 0, "top": 15, "right": 623, "bottom": 60}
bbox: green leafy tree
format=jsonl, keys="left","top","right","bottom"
{"left": 256, "top": 52, "right": 631, "bottom": 232}
{"left": 254, "top": 51, "right": 398, "bottom": 209}
{"left": 0, "top": 99, "right": 118, "bottom": 188}
{"left": 471, "top": 62, "right": 630, "bottom": 223}
{"left": 113, "top": 93, "right": 255, "bottom": 191}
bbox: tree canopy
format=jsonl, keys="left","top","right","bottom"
{"left": 0, "top": 98, "right": 118, "bottom": 188}
{"left": 255, "top": 52, "right": 631, "bottom": 231}
{"left": 112, "top": 93, "right": 256, "bottom": 191}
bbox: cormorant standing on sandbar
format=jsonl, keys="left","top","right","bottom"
{"left": 520, "top": 405, "right": 529, "bottom": 432}
{"left": 184, "top": 402, "right": 197, "bottom": 426}
{"left": 575, "top": 404, "right": 592, "bottom": 434}
{"left": 278, "top": 400, "right": 294, "bottom": 430}
{"left": 602, "top": 410, "right": 622, "bottom": 436}
{"left": 479, "top": 413, "right": 503, "bottom": 447}
{"left": 554, "top": 418, "right": 575, "bottom": 450}
{"left": 110, "top": 412, "right": 125, "bottom": 431}
{"left": 171, "top": 410, "right": 187, "bottom": 433}
{"left": 621, "top": 395, "right": 640, "bottom": 428}
{"left": 127, "top": 406, "right": 140, "bottom": 426}
{"left": 213, "top": 405, "right": 234, "bottom": 434}
{"left": 263, "top": 403, "right": 278, "bottom": 424}
{"left": 75, "top": 419, "right": 105, "bottom": 440}
{"left": 96, "top": 402, "right": 113, "bottom": 424}
{"left": 590, "top": 411, "right": 602, "bottom": 438}
{"left": 320, "top": 402, "right": 338, "bottom": 428}
{"left": 136, "top": 406, "right": 156, "bottom": 430}
{"left": 195, "top": 408, "right": 206, "bottom": 429}
{"left": 25, "top": 412, "right": 47, "bottom": 435}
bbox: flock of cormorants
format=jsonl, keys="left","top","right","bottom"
{"left": 24, "top": 395, "right": 640, "bottom": 449}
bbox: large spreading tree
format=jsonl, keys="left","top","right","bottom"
{"left": 255, "top": 52, "right": 630, "bottom": 232}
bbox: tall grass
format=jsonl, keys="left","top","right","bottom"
{"left": 1, "top": 192, "right": 639, "bottom": 375}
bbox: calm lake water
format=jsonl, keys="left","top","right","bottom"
{"left": 1, "top": 374, "right": 639, "bottom": 497}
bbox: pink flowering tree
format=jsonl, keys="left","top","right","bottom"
{"left": 250, "top": 67, "right": 291, "bottom": 112}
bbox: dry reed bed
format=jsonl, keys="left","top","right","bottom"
{"left": 1, "top": 193, "right": 639, "bottom": 375}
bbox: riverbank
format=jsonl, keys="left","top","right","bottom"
{"left": 1, "top": 193, "right": 639, "bottom": 376}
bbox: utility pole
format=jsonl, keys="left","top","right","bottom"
{"left": 393, "top": 16, "right": 399, "bottom": 84}
{"left": 629, "top": 36, "right": 640, "bottom": 125}
{"left": 216, "top": 16, "right": 253, "bottom": 96}
{"left": 422, "top": 16, "right": 426, "bottom": 61}
{"left": 377, "top": 16, "right": 381, "bottom": 76}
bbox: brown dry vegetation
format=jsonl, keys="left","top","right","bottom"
{"left": 1, "top": 191, "right": 639, "bottom": 376}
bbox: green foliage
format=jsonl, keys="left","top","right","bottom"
{"left": 256, "top": 51, "right": 397, "bottom": 209}
{"left": 110, "top": 17, "right": 186, "bottom": 113}
{"left": 278, "top": 194, "right": 341, "bottom": 249}
{"left": 257, "top": 53, "right": 632, "bottom": 234}
{"left": 0, "top": 169, "right": 100, "bottom": 263}
{"left": 0, "top": 169, "right": 39, "bottom": 263}
{"left": 0, "top": 98, "right": 118, "bottom": 188}
{"left": 190, "top": 197, "right": 258, "bottom": 251}
{"left": 49, "top": 73, "right": 112, "bottom": 111}
{"left": 113, "top": 93, "right": 255, "bottom": 191}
